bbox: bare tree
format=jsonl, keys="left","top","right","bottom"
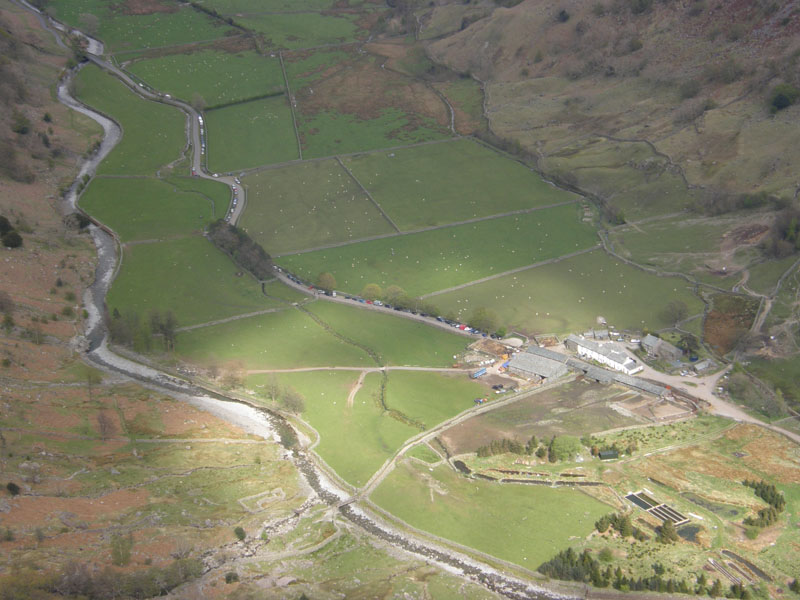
{"left": 97, "top": 411, "right": 116, "bottom": 440}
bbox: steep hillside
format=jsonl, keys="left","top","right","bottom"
{"left": 428, "top": 0, "right": 800, "bottom": 204}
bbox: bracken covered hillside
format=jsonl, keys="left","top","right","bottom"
{"left": 426, "top": 0, "right": 800, "bottom": 211}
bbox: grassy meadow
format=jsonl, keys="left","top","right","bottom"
{"left": 236, "top": 12, "right": 363, "bottom": 49}
{"left": 372, "top": 460, "right": 610, "bottom": 568}
{"left": 342, "top": 138, "right": 577, "bottom": 230}
{"left": 297, "top": 108, "right": 450, "bottom": 160}
{"left": 384, "top": 371, "right": 485, "bottom": 429}
{"left": 107, "top": 237, "right": 268, "bottom": 326}
{"left": 79, "top": 177, "right": 214, "bottom": 241}
{"left": 305, "top": 302, "right": 469, "bottom": 367}
{"left": 250, "top": 370, "right": 419, "bottom": 487}
{"left": 176, "top": 309, "right": 372, "bottom": 368}
{"left": 127, "top": 49, "right": 285, "bottom": 106}
{"left": 240, "top": 159, "right": 394, "bottom": 255}
{"left": 74, "top": 64, "right": 185, "bottom": 175}
{"left": 431, "top": 250, "right": 704, "bottom": 334}
{"left": 51, "top": 0, "right": 234, "bottom": 53}
{"left": 205, "top": 95, "right": 298, "bottom": 171}
{"left": 278, "top": 204, "right": 597, "bottom": 297}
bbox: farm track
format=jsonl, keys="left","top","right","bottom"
{"left": 274, "top": 198, "right": 579, "bottom": 257}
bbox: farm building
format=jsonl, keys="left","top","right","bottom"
{"left": 641, "top": 334, "right": 682, "bottom": 361}
{"left": 599, "top": 450, "right": 618, "bottom": 460}
{"left": 508, "top": 350, "right": 569, "bottom": 381}
{"left": 565, "top": 335, "right": 643, "bottom": 375}
{"left": 692, "top": 358, "right": 715, "bottom": 374}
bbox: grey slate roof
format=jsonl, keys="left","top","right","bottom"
{"left": 509, "top": 352, "right": 569, "bottom": 379}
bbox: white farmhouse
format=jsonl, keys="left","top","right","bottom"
{"left": 565, "top": 334, "right": 643, "bottom": 375}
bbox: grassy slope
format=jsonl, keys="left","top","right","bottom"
{"left": 237, "top": 12, "right": 362, "bottom": 49}
{"left": 343, "top": 138, "right": 575, "bottom": 230}
{"left": 127, "top": 49, "right": 285, "bottom": 106}
{"left": 298, "top": 108, "right": 450, "bottom": 160}
{"left": 249, "top": 370, "right": 419, "bottom": 487}
{"left": 372, "top": 460, "right": 610, "bottom": 568}
{"left": 240, "top": 159, "right": 394, "bottom": 255}
{"left": 384, "top": 371, "right": 486, "bottom": 430}
{"left": 79, "top": 177, "right": 214, "bottom": 241}
{"left": 205, "top": 95, "right": 298, "bottom": 171}
{"left": 305, "top": 301, "right": 469, "bottom": 367}
{"left": 278, "top": 204, "right": 597, "bottom": 297}
{"left": 74, "top": 64, "right": 185, "bottom": 175}
{"left": 107, "top": 237, "right": 269, "bottom": 326}
{"left": 432, "top": 250, "right": 704, "bottom": 334}
{"left": 176, "top": 309, "right": 371, "bottom": 368}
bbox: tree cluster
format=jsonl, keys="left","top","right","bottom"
{"left": 207, "top": 219, "right": 273, "bottom": 280}
{"left": 743, "top": 479, "right": 786, "bottom": 510}
{"left": 262, "top": 376, "right": 305, "bottom": 414}
{"left": 109, "top": 309, "right": 177, "bottom": 352}
{"left": 595, "top": 512, "right": 647, "bottom": 541}
{"left": 742, "top": 479, "right": 785, "bottom": 528}
{"left": 656, "top": 519, "right": 679, "bottom": 544}
{"left": 762, "top": 205, "right": 800, "bottom": 258}
{"left": 0, "top": 215, "right": 22, "bottom": 248}
{"left": 538, "top": 547, "right": 747, "bottom": 596}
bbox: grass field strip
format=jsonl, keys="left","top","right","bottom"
{"left": 175, "top": 307, "right": 290, "bottom": 332}
{"left": 274, "top": 199, "right": 581, "bottom": 257}
{"left": 111, "top": 35, "right": 249, "bottom": 59}
{"left": 239, "top": 136, "right": 460, "bottom": 177}
{"left": 335, "top": 156, "right": 401, "bottom": 232}
{"left": 279, "top": 50, "right": 303, "bottom": 160}
{"left": 420, "top": 244, "right": 601, "bottom": 298}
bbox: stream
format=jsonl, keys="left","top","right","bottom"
{"left": 31, "top": 7, "right": 577, "bottom": 599}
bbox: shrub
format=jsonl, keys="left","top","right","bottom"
{"left": 225, "top": 571, "right": 239, "bottom": 583}
{"left": 770, "top": 83, "right": 800, "bottom": 112}
{"left": 679, "top": 79, "right": 701, "bottom": 99}
{"left": 2, "top": 230, "right": 22, "bottom": 248}
{"left": 234, "top": 526, "right": 245, "bottom": 541}
{"left": 6, "top": 482, "right": 20, "bottom": 496}
{"left": 0, "top": 216, "right": 11, "bottom": 235}
{"left": 556, "top": 9, "right": 570, "bottom": 22}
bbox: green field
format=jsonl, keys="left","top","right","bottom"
{"left": 237, "top": 12, "right": 363, "bottom": 49}
{"left": 205, "top": 95, "right": 299, "bottom": 171}
{"left": 305, "top": 302, "right": 469, "bottom": 367}
{"left": 407, "top": 443, "right": 442, "bottom": 463}
{"left": 298, "top": 108, "right": 450, "bottom": 160}
{"left": 249, "top": 370, "right": 419, "bottom": 487}
{"left": 176, "top": 309, "right": 371, "bottom": 368}
{"left": 75, "top": 64, "right": 185, "bottom": 175}
{"left": 745, "top": 255, "right": 799, "bottom": 295}
{"left": 79, "top": 177, "right": 213, "bottom": 242}
{"left": 384, "top": 371, "right": 485, "bottom": 429}
{"left": 372, "top": 460, "right": 610, "bottom": 568}
{"left": 127, "top": 49, "right": 284, "bottom": 107}
{"left": 164, "top": 174, "right": 231, "bottom": 208}
{"left": 107, "top": 237, "right": 268, "bottom": 326}
{"left": 431, "top": 250, "right": 704, "bottom": 334}
{"left": 341, "top": 139, "right": 576, "bottom": 230}
{"left": 240, "top": 159, "right": 394, "bottom": 255}
{"left": 51, "top": 0, "right": 234, "bottom": 53}
{"left": 278, "top": 205, "right": 597, "bottom": 297}
{"left": 195, "top": 0, "right": 338, "bottom": 13}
